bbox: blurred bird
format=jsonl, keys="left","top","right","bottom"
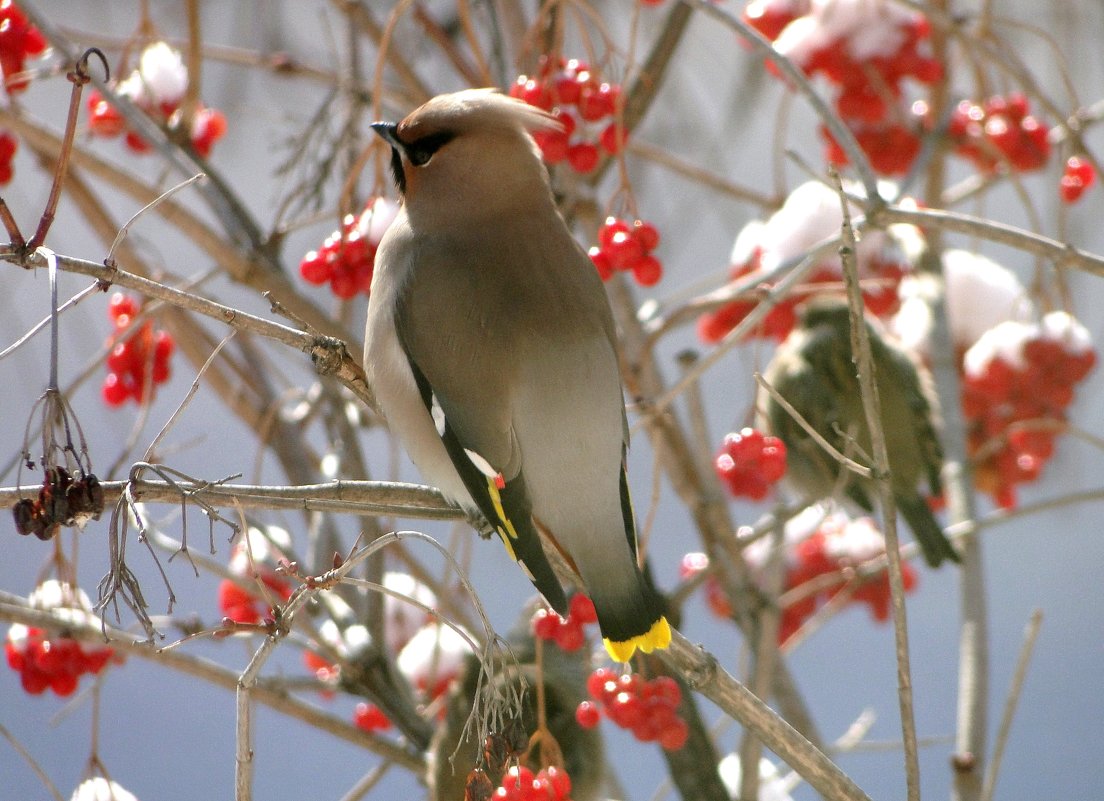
{"left": 364, "top": 89, "right": 670, "bottom": 661}
{"left": 759, "top": 295, "right": 959, "bottom": 567}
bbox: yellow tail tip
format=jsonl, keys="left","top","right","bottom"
{"left": 603, "top": 617, "right": 672, "bottom": 662}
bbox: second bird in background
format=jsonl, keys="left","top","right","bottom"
{"left": 759, "top": 295, "right": 960, "bottom": 567}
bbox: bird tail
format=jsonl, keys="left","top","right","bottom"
{"left": 592, "top": 566, "right": 671, "bottom": 662}
{"left": 898, "top": 494, "right": 959, "bottom": 567}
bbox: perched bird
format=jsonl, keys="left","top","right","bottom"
{"left": 364, "top": 89, "right": 670, "bottom": 661}
{"left": 759, "top": 295, "right": 959, "bottom": 567}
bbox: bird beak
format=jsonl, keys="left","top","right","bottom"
{"left": 371, "top": 122, "right": 402, "bottom": 150}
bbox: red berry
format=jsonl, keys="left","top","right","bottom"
{"left": 575, "top": 700, "right": 601, "bottom": 729}
{"left": 108, "top": 292, "right": 139, "bottom": 320}
{"left": 631, "top": 219, "right": 660, "bottom": 251}
{"left": 566, "top": 141, "right": 599, "bottom": 173}
{"left": 588, "top": 246, "right": 613, "bottom": 280}
{"left": 568, "top": 593, "right": 597, "bottom": 624}
{"left": 102, "top": 372, "right": 129, "bottom": 406}
{"left": 631, "top": 254, "right": 663, "bottom": 286}
{"left": 599, "top": 121, "right": 626, "bottom": 155}
{"left": 604, "top": 230, "right": 645, "bottom": 270}
{"left": 354, "top": 702, "right": 392, "bottom": 733}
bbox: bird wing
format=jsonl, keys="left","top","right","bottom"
{"left": 391, "top": 229, "right": 580, "bottom": 615}
{"left": 877, "top": 338, "right": 944, "bottom": 496}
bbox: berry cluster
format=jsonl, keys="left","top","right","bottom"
{"left": 353, "top": 701, "right": 392, "bottom": 734}
{"left": 217, "top": 528, "right": 295, "bottom": 625}
{"left": 102, "top": 292, "right": 174, "bottom": 407}
{"left": 747, "top": 0, "right": 940, "bottom": 175}
{"left": 4, "top": 582, "right": 118, "bottom": 696}
{"left": 698, "top": 182, "right": 916, "bottom": 344}
{"left": 685, "top": 508, "right": 920, "bottom": 645}
{"left": 773, "top": 517, "right": 917, "bottom": 643}
{"left": 71, "top": 779, "right": 139, "bottom": 801}
{"left": 86, "top": 42, "right": 227, "bottom": 157}
{"left": 961, "top": 311, "right": 1096, "bottom": 509}
{"left": 576, "top": 668, "right": 689, "bottom": 751}
{"left": 0, "top": 1, "right": 46, "bottom": 95}
{"left": 299, "top": 197, "right": 398, "bottom": 299}
{"left": 397, "top": 621, "right": 473, "bottom": 701}
{"left": 948, "top": 94, "right": 1051, "bottom": 174}
{"left": 714, "top": 427, "right": 787, "bottom": 500}
{"left": 531, "top": 594, "right": 597, "bottom": 652}
{"left": 1060, "top": 156, "right": 1096, "bottom": 204}
{"left": 493, "top": 765, "right": 573, "bottom": 801}
{"left": 509, "top": 56, "right": 624, "bottom": 174}
{"left": 588, "top": 216, "right": 662, "bottom": 287}
{"left": 13, "top": 466, "right": 103, "bottom": 540}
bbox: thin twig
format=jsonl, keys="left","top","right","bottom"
{"left": 979, "top": 609, "right": 1043, "bottom": 801}
{"left": 831, "top": 169, "right": 921, "bottom": 801}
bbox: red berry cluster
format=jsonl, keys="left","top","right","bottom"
{"left": 353, "top": 701, "right": 392, "bottom": 734}
{"left": 698, "top": 258, "right": 907, "bottom": 344}
{"left": 102, "top": 292, "right": 174, "bottom": 407}
{"left": 218, "top": 530, "right": 296, "bottom": 624}
{"left": 86, "top": 42, "right": 227, "bottom": 156}
{"left": 494, "top": 765, "right": 573, "bottom": 801}
{"left": 0, "top": 1, "right": 47, "bottom": 95}
{"left": 299, "top": 198, "right": 398, "bottom": 299}
{"left": 746, "top": 1, "right": 940, "bottom": 175}
{"left": 775, "top": 526, "right": 917, "bottom": 644}
{"left": 962, "top": 313, "right": 1096, "bottom": 509}
{"left": 948, "top": 94, "right": 1051, "bottom": 174}
{"left": 5, "top": 625, "right": 116, "bottom": 696}
{"left": 576, "top": 668, "right": 689, "bottom": 751}
{"left": 714, "top": 427, "right": 787, "bottom": 501}
{"left": 13, "top": 466, "right": 103, "bottom": 541}
{"left": 588, "top": 216, "right": 662, "bottom": 287}
{"left": 1060, "top": 156, "right": 1096, "bottom": 204}
{"left": 509, "top": 57, "right": 624, "bottom": 174}
{"left": 218, "top": 571, "right": 294, "bottom": 626}
{"left": 4, "top": 582, "right": 118, "bottom": 697}
{"left": 531, "top": 594, "right": 597, "bottom": 652}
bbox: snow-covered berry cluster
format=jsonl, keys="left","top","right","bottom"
{"left": 492, "top": 765, "right": 573, "bottom": 801}
{"left": 685, "top": 506, "right": 919, "bottom": 645}
{"left": 699, "top": 181, "right": 919, "bottom": 343}
{"left": 576, "top": 668, "right": 689, "bottom": 751}
{"left": 5, "top": 581, "right": 119, "bottom": 696}
{"left": 71, "top": 778, "right": 139, "bottom": 801}
{"left": 588, "top": 216, "right": 662, "bottom": 286}
{"left": 1059, "top": 156, "right": 1096, "bottom": 204}
{"left": 102, "top": 292, "right": 175, "bottom": 407}
{"left": 745, "top": 0, "right": 940, "bottom": 175}
{"left": 948, "top": 94, "right": 1051, "bottom": 174}
{"left": 531, "top": 594, "right": 597, "bottom": 652}
{"left": 893, "top": 251, "right": 1096, "bottom": 509}
{"left": 714, "top": 427, "right": 787, "bottom": 501}
{"left": 509, "top": 56, "right": 624, "bottom": 174}
{"left": 0, "top": 0, "right": 46, "bottom": 95}
{"left": 13, "top": 466, "right": 103, "bottom": 541}
{"left": 397, "top": 621, "right": 474, "bottom": 702}
{"left": 86, "top": 42, "right": 227, "bottom": 156}
{"left": 299, "top": 197, "right": 398, "bottom": 299}
{"left": 962, "top": 312, "right": 1096, "bottom": 509}
{"left": 217, "top": 527, "right": 295, "bottom": 625}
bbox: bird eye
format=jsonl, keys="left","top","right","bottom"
{"left": 406, "top": 131, "right": 454, "bottom": 166}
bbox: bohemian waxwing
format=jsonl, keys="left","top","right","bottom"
{"left": 759, "top": 295, "right": 959, "bottom": 567}
{"left": 365, "top": 89, "right": 670, "bottom": 661}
